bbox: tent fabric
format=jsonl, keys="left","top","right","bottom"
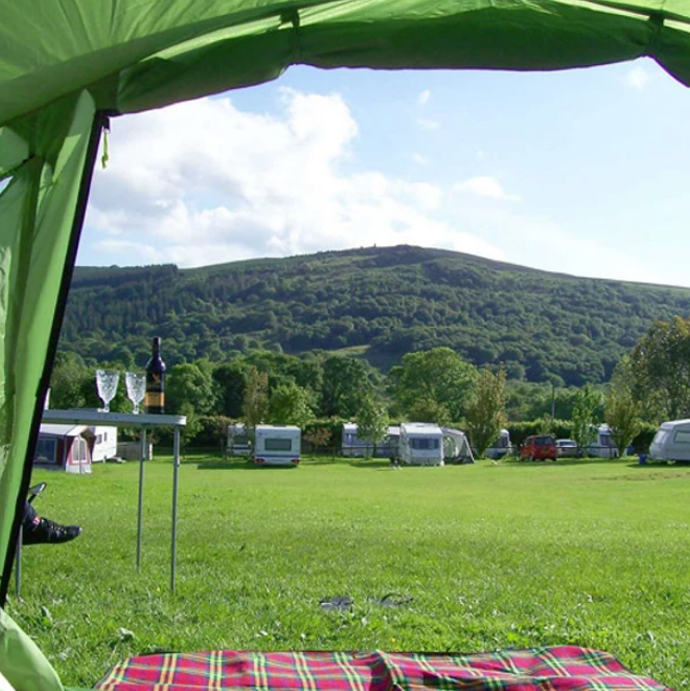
{"left": 1, "top": 0, "right": 690, "bottom": 126}
{"left": 2, "top": 0, "right": 690, "bottom": 688}
{"left": 0, "top": 91, "right": 99, "bottom": 600}
{"left": 0, "top": 609, "right": 62, "bottom": 691}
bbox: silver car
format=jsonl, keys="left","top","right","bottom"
{"left": 556, "top": 439, "right": 580, "bottom": 458}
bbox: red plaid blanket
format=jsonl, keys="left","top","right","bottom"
{"left": 96, "top": 646, "right": 671, "bottom": 691}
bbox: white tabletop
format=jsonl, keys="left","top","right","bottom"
{"left": 42, "top": 408, "right": 186, "bottom": 427}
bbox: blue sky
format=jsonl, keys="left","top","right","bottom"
{"left": 79, "top": 57, "right": 690, "bottom": 287}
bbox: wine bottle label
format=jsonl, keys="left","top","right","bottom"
{"left": 145, "top": 392, "right": 165, "bottom": 407}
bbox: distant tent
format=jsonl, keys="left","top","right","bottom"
{"left": 441, "top": 427, "right": 475, "bottom": 464}
{"left": 34, "top": 424, "right": 93, "bottom": 474}
{"left": 3, "top": 0, "right": 690, "bottom": 687}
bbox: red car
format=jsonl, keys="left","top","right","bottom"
{"left": 520, "top": 435, "right": 557, "bottom": 461}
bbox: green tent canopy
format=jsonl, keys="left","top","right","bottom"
{"left": 1, "top": 0, "right": 690, "bottom": 689}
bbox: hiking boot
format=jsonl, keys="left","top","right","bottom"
{"left": 22, "top": 517, "right": 82, "bottom": 545}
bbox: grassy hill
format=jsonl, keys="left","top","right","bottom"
{"left": 60, "top": 245, "right": 690, "bottom": 386}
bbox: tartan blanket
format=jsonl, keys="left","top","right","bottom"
{"left": 96, "top": 645, "right": 671, "bottom": 691}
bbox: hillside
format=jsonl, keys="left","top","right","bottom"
{"left": 61, "top": 245, "right": 690, "bottom": 386}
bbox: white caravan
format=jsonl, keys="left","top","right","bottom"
{"left": 341, "top": 422, "right": 373, "bottom": 457}
{"left": 227, "top": 422, "right": 252, "bottom": 456}
{"left": 588, "top": 424, "right": 619, "bottom": 458}
{"left": 485, "top": 428, "right": 513, "bottom": 460}
{"left": 648, "top": 419, "right": 690, "bottom": 462}
{"left": 341, "top": 423, "right": 400, "bottom": 459}
{"left": 90, "top": 425, "right": 118, "bottom": 462}
{"left": 254, "top": 425, "right": 301, "bottom": 467}
{"left": 399, "top": 422, "right": 444, "bottom": 466}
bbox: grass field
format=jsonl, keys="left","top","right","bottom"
{"left": 7, "top": 455, "right": 690, "bottom": 689}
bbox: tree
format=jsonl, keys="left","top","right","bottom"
{"left": 605, "top": 356, "right": 642, "bottom": 456}
{"left": 212, "top": 361, "right": 248, "bottom": 418}
{"left": 571, "top": 384, "right": 601, "bottom": 455}
{"left": 242, "top": 366, "right": 269, "bottom": 428}
{"left": 178, "top": 402, "right": 201, "bottom": 454}
{"left": 389, "top": 347, "right": 477, "bottom": 423}
{"left": 355, "top": 395, "right": 389, "bottom": 458}
{"left": 465, "top": 366, "right": 508, "bottom": 458}
{"left": 166, "top": 361, "right": 216, "bottom": 415}
{"left": 320, "top": 356, "right": 373, "bottom": 418}
{"left": 303, "top": 425, "right": 333, "bottom": 454}
{"left": 49, "top": 352, "right": 133, "bottom": 412}
{"left": 49, "top": 352, "right": 92, "bottom": 409}
{"left": 405, "top": 397, "right": 452, "bottom": 426}
{"left": 268, "top": 382, "right": 314, "bottom": 429}
{"left": 629, "top": 316, "right": 690, "bottom": 421}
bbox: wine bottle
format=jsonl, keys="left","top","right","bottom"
{"left": 144, "top": 336, "right": 166, "bottom": 414}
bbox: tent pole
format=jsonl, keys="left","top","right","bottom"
{"left": 0, "top": 110, "right": 110, "bottom": 607}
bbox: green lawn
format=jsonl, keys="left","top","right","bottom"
{"left": 7, "top": 455, "right": 690, "bottom": 689}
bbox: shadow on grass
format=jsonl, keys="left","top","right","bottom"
{"left": 345, "top": 459, "right": 394, "bottom": 470}
{"left": 194, "top": 460, "right": 298, "bottom": 471}
{"left": 625, "top": 459, "right": 690, "bottom": 470}
{"left": 501, "top": 457, "right": 629, "bottom": 468}
{"left": 193, "top": 457, "right": 403, "bottom": 471}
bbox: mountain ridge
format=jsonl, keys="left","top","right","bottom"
{"left": 63, "top": 244, "right": 690, "bottom": 386}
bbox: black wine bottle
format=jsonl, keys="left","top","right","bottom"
{"left": 144, "top": 337, "right": 166, "bottom": 414}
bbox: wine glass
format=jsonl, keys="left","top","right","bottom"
{"left": 96, "top": 369, "right": 120, "bottom": 413}
{"left": 125, "top": 371, "right": 146, "bottom": 414}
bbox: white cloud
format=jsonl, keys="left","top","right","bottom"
{"left": 625, "top": 66, "right": 652, "bottom": 90}
{"left": 81, "top": 91, "right": 503, "bottom": 268}
{"left": 411, "top": 153, "right": 430, "bottom": 166}
{"left": 454, "top": 176, "right": 520, "bottom": 202}
{"left": 417, "top": 89, "right": 431, "bottom": 105}
{"left": 416, "top": 117, "right": 439, "bottom": 131}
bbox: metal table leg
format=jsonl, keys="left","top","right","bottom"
{"left": 171, "top": 426, "right": 180, "bottom": 592}
{"left": 136, "top": 429, "right": 146, "bottom": 571}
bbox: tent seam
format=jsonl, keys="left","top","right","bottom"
{"left": 281, "top": 9, "right": 303, "bottom": 63}
{"left": 646, "top": 11, "right": 664, "bottom": 55}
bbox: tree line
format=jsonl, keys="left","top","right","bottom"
{"left": 49, "top": 314, "right": 690, "bottom": 457}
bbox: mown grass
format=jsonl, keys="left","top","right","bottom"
{"left": 7, "top": 455, "right": 690, "bottom": 689}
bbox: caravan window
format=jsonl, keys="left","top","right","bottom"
{"left": 673, "top": 430, "right": 690, "bottom": 444}
{"left": 35, "top": 438, "right": 56, "bottom": 464}
{"left": 652, "top": 430, "right": 669, "bottom": 445}
{"left": 265, "top": 438, "right": 292, "bottom": 451}
{"left": 410, "top": 437, "right": 440, "bottom": 450}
